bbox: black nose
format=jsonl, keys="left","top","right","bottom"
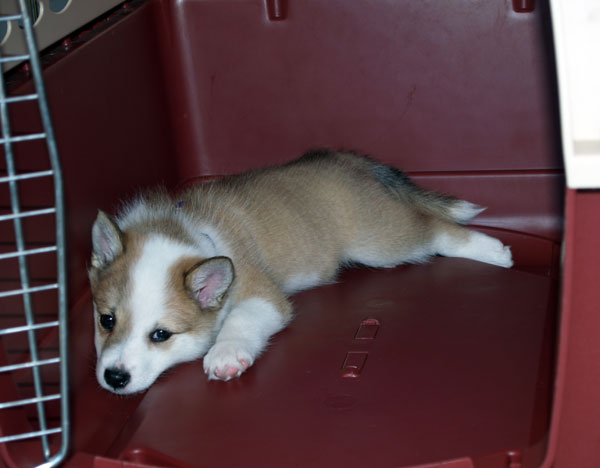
{"left": 104, "top": 368, "right": 130, "bottom": 389}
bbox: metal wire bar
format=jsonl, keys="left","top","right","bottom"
{"left": 0, "top": 170, "right": 54, "bottom": 183}
{"left": 0, "top": 283, "right": 58, "bottom": 299}
{"left": 0, "top": 207, "right": 56, "bottom": 222}
{"left": 0, "top": 14, "right": 23, "bottom": 22}
{"left": 0, "top": 132, "right": 47, "bottom": 144}
{"left": 0, "top": 394, "right": 61, "bottom": 410}
{"left": 0, "top": 245, "right": 57, "bottom": 260}
{"left": 0, "top": 427, "right": 62, "bottom": 444}
{"left": 0, "top": 357, "right": 60, "bottom": 374}
{"left": 0, "top": 55, "right": 31, "bottom": 64}
{"left": 15, "top": 0, "right": 70, "bottom": 465}
{"left": 3, "top": 93, "right": 39, "bottom": 103}
{"left": 0, "top": 321, "right": 59, "bottom": 336}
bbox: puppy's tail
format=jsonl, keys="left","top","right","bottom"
{"left": 366, "top": 158, "right": 485, "bottom": 225}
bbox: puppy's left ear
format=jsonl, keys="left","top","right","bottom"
{"left": 91, "top": 211, "right": 124, "bottom": 268}
{"left": 185, "top": 257, "right": 235, "bottom": 310}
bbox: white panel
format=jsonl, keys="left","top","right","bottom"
{"left": 551, "top": 0, "right": 600, "bottom": 188}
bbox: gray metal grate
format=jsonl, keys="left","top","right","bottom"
{"left": 0, "top": 0, "right": 69, "bottom": 467}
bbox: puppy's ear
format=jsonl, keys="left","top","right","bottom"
{"left": 91, "top": 211, "right": 124, "bottom": 268}
{"left": 185, "top": 257, "right": 234, "bottom": 310}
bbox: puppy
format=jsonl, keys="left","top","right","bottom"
{"left": 89, "top": 150, "right": 512, "bottom": 394}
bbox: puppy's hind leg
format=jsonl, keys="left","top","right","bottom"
{"left": 432, "top": 222, "right": 513, "bottom": 268}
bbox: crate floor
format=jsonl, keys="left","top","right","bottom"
{"left": 66, "top": 256, "right": 555, "bottom": 468}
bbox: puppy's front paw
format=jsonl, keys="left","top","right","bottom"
{"left": 203, "top": 341, "right": 254, "bottom": 381}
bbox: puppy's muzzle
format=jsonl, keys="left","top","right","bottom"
{"left": 104, "top": 367, "right": 130, "bottom": 390}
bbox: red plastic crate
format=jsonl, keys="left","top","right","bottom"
{"left": 3, "top": 1, "right": 598, "bottom": 467}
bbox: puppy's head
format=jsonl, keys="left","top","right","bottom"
{"left": 89, "top": 211, "right": 234, "bottom": 394}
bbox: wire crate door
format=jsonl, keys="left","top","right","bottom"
{"left": 0, "top": 1, "right": 69, "bottom": 467}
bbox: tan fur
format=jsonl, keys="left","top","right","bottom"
{"left": 178, "top": 152, "right": 440, "bottom": 284}
{"left": 90, "top": 231, "right": 145, "bottom": 347}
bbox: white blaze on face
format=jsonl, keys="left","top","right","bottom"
{"left": 96, "top": 235, "right": 214, "bottom": 394}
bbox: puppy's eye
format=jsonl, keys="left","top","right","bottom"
{"left": 99, "top": 314, "right": 115, "bottom": 331}
{"left": 150, "top": 329, "right": 172, "bottom": 343}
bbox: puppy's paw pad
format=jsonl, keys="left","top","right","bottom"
{"left": 203, "top": 342, "right": 254, "bottom": 381}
